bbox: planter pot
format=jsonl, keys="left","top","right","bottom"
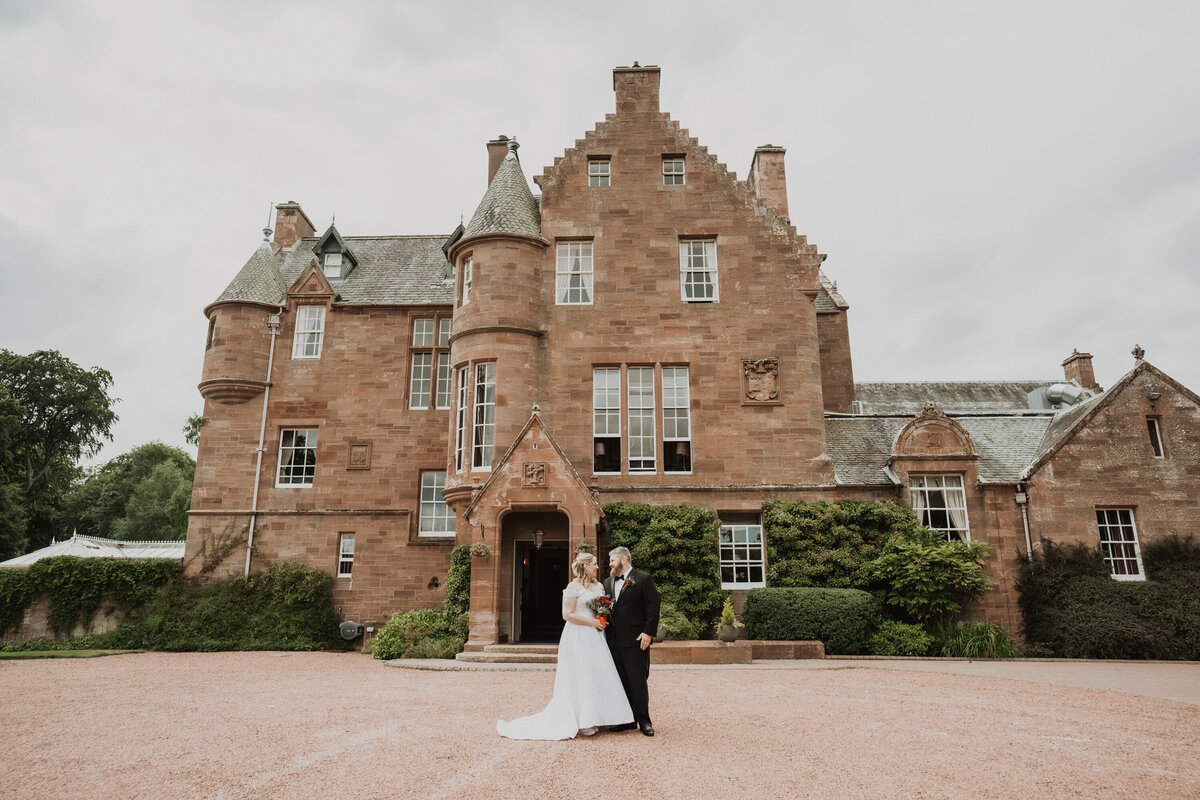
{"left": 718, "top": 624, "right": 739, "bottom": 643}
{"left": 653, "top": 626, "right": 667, "bottom": 644}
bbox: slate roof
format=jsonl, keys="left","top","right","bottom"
{"left": 815, "top": 270, "right": 848, "bottom": 312}
{"left": 0, "top": 534, "right": 186, "bottom": 567}
{"left": 462, "top": 150, "right": 543, "bottom": 240}
{"left": 852, "top": 381, "right": 1066, "bottom": 414}
{"left": 213, "top": 236, "right": 455, "bottom": 307}
{"left": 824, "top": 414, "right": 1056, "bottom": 485}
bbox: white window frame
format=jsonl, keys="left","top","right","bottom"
{"left": 455, "top": 367, "right": 469, "bottom": 472}
{"left": 593, "top": 367, "right": 622, "bottom": 474}
{"left": 323, "top": 252, "right": 343, "bottom": 279}
{"left": 679, "top": 240, "right": 718, "bottom": 302}
{"left": 435, "top": 353, "right": 452, "bottom": 410}
{"left": 276, "top": 428, "right": 318, "bottom": 488}
{"left": 662, "top": 367, "right": 691, "bottom": 473}
{"left": 588, "top": 159, "right": 610, "bottom": 187}
{"left": 462, "top": 257, "right": 473, "bottom": 305}
{"left": 662, "top": 157, "right": 685, "bottom": 185}
{"left": 719, "top": 524, "right": 766, "bottom": 589}
{"left": 409, "top": 352, "right": 433, "bottom": 409}
{"left": 1096, "top": 508, "right": 1146, "bottom": 581}
{"left": 337, "top": 534, "right": 354, "bottom": 577}
{"left": 555, "top": 241, "right": 594, "bottom": 305}
{"left": 627, "top": 367, "right": 656, "bottom": 473}
{"left": 472, "top": 362, "right": 496, "bottom": 470}
{"left": 910, "top": 474, "right": 970, "bottom": 541}
{"left": 292, "top": 306, "right": 326, "bottom": 359}
{"left": 410, "top": 318, "right": 452, "bottom": 411}
{"left": 419, "top": 472, "right": 455, "bottom": 537}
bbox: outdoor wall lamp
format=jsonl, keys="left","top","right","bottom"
{"left": 534, "top": 529, "right": 544, "bottom": 550}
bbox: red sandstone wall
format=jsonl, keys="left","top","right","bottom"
{"left": 818, "top": 310, "right": 855, "bottom": 413}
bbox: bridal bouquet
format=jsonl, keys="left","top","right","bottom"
{"left": 586, "top": 595, "right": 613, "bottom": 629}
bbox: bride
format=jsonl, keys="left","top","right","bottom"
{"left": 497, "top": 552, "right": 634, "bottom": 739}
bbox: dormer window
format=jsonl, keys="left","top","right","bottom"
{"left": 323, "top": 252, "right": 344, "bottom": 279}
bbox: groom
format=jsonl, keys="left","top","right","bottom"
{"left": 604, "top": 546, "right": 661, "bottom": 737}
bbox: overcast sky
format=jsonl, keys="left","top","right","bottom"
{"left": 2, "top": 0, "right": 1198, "bottom": 466}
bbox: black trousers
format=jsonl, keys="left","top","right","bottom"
{"left": 611, "top": 644, "right": 651, "bottom": 724}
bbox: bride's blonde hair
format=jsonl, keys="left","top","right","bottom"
{"left": 571, "top": 552, "right": 598, "bottom": 585}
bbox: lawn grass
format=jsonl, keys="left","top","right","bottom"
{"left": 0, "top": 649, "right": 141, "bottom": 659}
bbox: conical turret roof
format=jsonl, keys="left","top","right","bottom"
{"left": 462, "top": 148, "right": 542, "bottom": 240}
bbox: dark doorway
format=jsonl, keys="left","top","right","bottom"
{"left": 515, "top": 542, "right": 568, "bottom": 643}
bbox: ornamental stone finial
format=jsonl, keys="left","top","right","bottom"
{"left": 1132, "top": 344, "right": 1145, "bottom": 362}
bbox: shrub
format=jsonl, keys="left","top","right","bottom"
{"left": 867, "top": 620, "right": 933, "bottom": 656}
{"left": 443, "top": 545, "right": 471, "bottom": 619}
{"left": 1018, "top": 537, "right": 1200, "bottom": 660}
{"left": 743, "top": 587, "right": 879, "bottom": 654}
{"left": 656, "top": 601, "right": 701, "bottom": 640}
{"left": 372, "top": 608, "right": 465, "bottom": 660}
{"left": 109, "top": 561, "right": 343, "bottom": 651}
{"left": 933, "top": 621, "right": 1017, "bottom": 658}
{"left": 869, "top": 529, "right": 990, "bottom": 622}
{"left": 604, "top": 502, "right": 725, "bottom": 629}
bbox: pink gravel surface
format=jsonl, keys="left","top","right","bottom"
{"left": 1, "top": 652, "right": 1198, "bottom": 800}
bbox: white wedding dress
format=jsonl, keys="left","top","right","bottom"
{"left": 497, "top": 583, "right": 634, "bottom": 740}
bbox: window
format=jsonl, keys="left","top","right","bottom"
{"left": 556, "top": 242, "right": 594, "bottom": 305}
{"left": 662, "top": 157, "right": 685, "bottom": 185}
{"left": 205, "top": 318, "right": 216, "bottom": 350}
{"left": 593, "top": 368, "right": 621, "bottom": 473}
{"left": 419, "top": 472, "right": 455, "bottom": 536}
{"left": 1147, "top": 417, "right": 1164, "bottom": 458}
{"left": 323, "top": 252, "right": 343, "bottom": 279}
{"left": 276, "top": 428, "right": 318, "bottom": 487}
{"left": 662, "top": 367, "right": 691, "bottom": 472}
{"left": 679, "top": 240, "right": 718, "bottom": 302}
{"left": 628, "top": 367, "right": 656, "bottom": 473}
{"left": 588, "top": 158, "right": 610, "bottom": 187}
{"left": 338, "top": 534, "right": 354, "bottom": 577}
{"left": 1096, "top": 508, "right": 1145, "bottom": 580}
{"left": 292, "top": 306, "right": 326, "bottom": 359}
{"left": 910, "top": 475, "right": 970, "bottom": 540}
{"left": 462, "top": 257, "right": 473, "bottom": 305}
{"left": 455, "top": 367, "right": 469, "bottom": 472}
{"left": 410, "top": 318, "right": 452, "bottom": 410}
{"left": 719, "top": 524, "right": 765, "bottom": 588}
{"left": 472, "top": 363, "right": 496, "bottom": 469}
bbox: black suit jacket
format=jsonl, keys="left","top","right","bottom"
{"left": 603, "top": 568, "right": 661, "bottom": 649}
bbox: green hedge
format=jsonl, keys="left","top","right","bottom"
{"left": 101, "top": 561, "right": 345, "bottom": 651}
{"left": 1017, "top": 536, "right": 1200, "bottom": 660}
{"left": 0, "top": 556, "right": 180, "bottom": 635}
{"left": 743, "top": 587, "right": 879, "bottom": 654}
{"left": 867, "top": 620, "right": 933, "bottom": 656}
{"left": 372, "top": 608, "right": 466, "bottom": 660}
{"left": 604, "top": 502, "right": 725, "bottom": 629}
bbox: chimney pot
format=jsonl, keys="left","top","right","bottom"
{"left": 1061, "top": 350, "right": 1102, "bottom": 393}
{"left": 747, "top": 145, "right": 789, "bottom": 219}
{"left": 273, "top": 202, "right": 316, "bottom": 249}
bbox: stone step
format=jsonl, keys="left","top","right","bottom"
{"left": 456, "top": 650, "right": 558, "bottom": 664}
{"left": 484, "top": 644, "right": 559, "bottom": 655}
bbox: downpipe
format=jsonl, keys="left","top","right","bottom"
{"left": 1015, "top": 483, "right": 1033, "bottom": 560}
{"left": 245, "top": 312, "right": 282, "bottom": 577}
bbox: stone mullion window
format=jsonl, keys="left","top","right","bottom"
{"left": 472, "top": 362, "right": 496, "bottom": 470}
{"left": 592, "top": 367, "right": 622, "bottom": 473}
{"left": 454, "top": 367, "right": 469, "bottom": 473}
{"left": 627, "top": 367, "right": 656, "bottom": 473}
{"left": 1096, "top": 508, "right": 1145, "bottom": 580}
{"left": 418, "top": 472, "right": 455, "bottom": 537}
{"left": 662, "top": 367, "right": 691, "bottom": 472}
{"left": 410, "top": 317, "right": 452, "bottom": 410}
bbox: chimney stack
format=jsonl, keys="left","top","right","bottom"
{"left": 747, "top": 145, "right": 789, "bottom": 219}
{"left": 273, "top": 202, "right": 316, "bottom": 249}
{"left": 1062, "top": 350, "right": 1102, "bottom": 393}
{"left": 486, "top": 135, "right": 512, "bottom": 185}
{"left": 613, "top": 63, "right": 660, "bottom": 115}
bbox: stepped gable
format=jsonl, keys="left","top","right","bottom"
{"left": 461, "top": 149, "right": 543, "bottom": 241}
{"left": 211, "top": 236, "right": 453, "bottom": 308}
{"left": 534, "top": 108, "right": 823, "bottom": 290}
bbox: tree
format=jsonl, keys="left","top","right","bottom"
{"left": 183, "top": 413, "right": 202, "bottom": 447}
{"left": 63, "top": 442, "right": 195, "bottom": 540}
{"left": 0, "top": 350, "right": 118, "bottom": 559}
{"left": 0, "top": 387, "right": 27, "bottom": 558}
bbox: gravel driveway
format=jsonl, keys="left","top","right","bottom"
{"left": 1, "top": 652, "right": 1197, "bottom": 799}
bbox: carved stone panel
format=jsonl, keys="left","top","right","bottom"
{"left": 522, "top": 462, "right": 546, "bottom": 486}
{"left": 347, "top": 441, "right": 372, "bottom": 470}
{"left": 742, "top": 357, "right": 781, "bottom": 404}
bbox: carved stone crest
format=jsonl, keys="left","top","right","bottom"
{"left": 347, "top": 441, "right": 371, "bottom": 470}
{"left": 523, "top": 462, "right": 546, "bottom": 486}
{"left": 743, "top": 358, "right": 780, "bottom": 402}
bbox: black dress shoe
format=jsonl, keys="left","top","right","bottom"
{"left": 610, "top": 722, "right": 637, "bottom": 732}
{"left": 639, "top": 722, "right": 655, "bottom": 737}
